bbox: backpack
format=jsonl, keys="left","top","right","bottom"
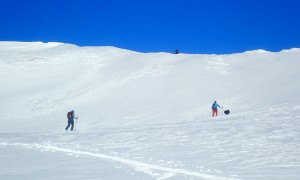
{"left": 212, "top": 102, "right": 217, "bottom": 109}
{"left": 67, "top": 111, "right": 72, "bottom": 118}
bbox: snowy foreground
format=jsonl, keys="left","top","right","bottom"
{"left": 1, "top": 42, "right": 300, "bottom": 180}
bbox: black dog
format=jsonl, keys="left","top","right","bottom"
{"left": 224, "top": 110, "right": 230, "bottom": 115}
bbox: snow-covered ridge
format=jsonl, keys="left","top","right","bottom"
{"left": 1, "top": 41, "right": 300, "bottom": 179}
{"left": 0, "top": 41, "right": 137, "bottom": 54}
{"left": 244, "top": 48, "right": 300, "bottom": 54}
{"left": 1, "top": 41, "right": 299, "bottom": 54}
{"left": 0, "top": 41, "right": 66, "bottom": 50}
{"left": 1, "top": 41, "right": 299, "bottom": 130}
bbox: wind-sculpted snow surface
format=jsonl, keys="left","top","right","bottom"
{"left": 0, "top": 142, "right": 236, "bottom": 180}
{"left": 1, "top": 42, "right": 300, "bottom": 179}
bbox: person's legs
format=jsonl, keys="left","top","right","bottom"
{"left": 70, "top": 120, "right": 74, "bottom": 131}
{"left": 65, "top": 121, "right": 71, "bottom": 130}
{"left": 212, "top": 109, "right": 218, "bottom": 117}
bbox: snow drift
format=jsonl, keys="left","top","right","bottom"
{"left": 1, "top": 41, "right": 300, "bottom": 179}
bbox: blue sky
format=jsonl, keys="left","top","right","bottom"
{"left": 0, "top": 0, "right": 299, "bottom": 54}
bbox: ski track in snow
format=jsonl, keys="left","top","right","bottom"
{"left": 0, "top": 142, "right": 237, "bottom": 180}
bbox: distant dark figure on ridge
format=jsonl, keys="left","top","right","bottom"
{"left": 175, "top": 49, "right": 179, "bottom": 54}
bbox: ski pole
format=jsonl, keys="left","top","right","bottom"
{"left": 74, "top": 117, "right": 78, "bottom": 131}
{"left": 221, "top": 105, "right": 224, "bottom": 116}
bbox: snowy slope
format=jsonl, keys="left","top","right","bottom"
{"left": 1, "top": 41, "right": 300, "bottom": 179}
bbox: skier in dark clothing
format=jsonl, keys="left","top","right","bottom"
{"left": 212, "top": 101, "right": 222, "bottom": 117}
{"left": 65, "top": 110, "right": 78, "bottom": 131}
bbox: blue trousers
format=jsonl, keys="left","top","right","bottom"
{"left": 65, "top": 119, "right": 74, "bottom": 131}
